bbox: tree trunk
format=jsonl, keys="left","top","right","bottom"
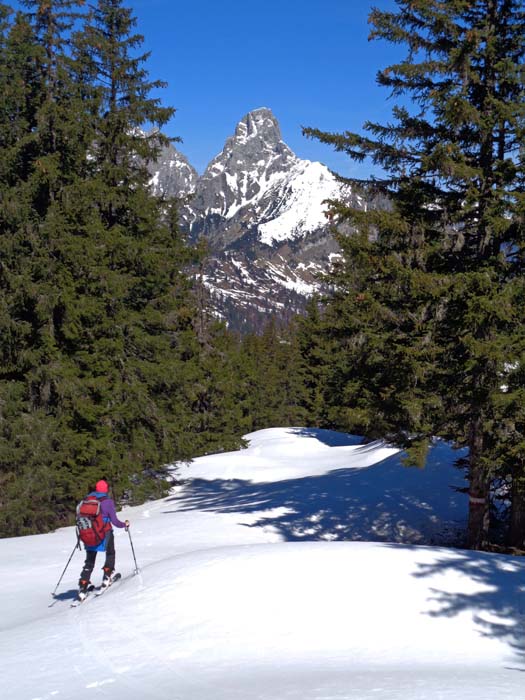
{"left": 508, "top": 466, "right": 525, "bottom": 549}
{"left": 467, "top": 419, "right": 490, "bottom": 549}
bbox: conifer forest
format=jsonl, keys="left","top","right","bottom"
{"left": 1, "top": 0, "right": 525, "bottom": 552}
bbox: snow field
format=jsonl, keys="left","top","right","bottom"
{"left": 1, "top": 427, "right": 524, "bottom": 699}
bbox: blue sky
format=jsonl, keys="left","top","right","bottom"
{"left": 127, "top": 0, "right": 402, "bottom": 176}
{"left": 10, "top": 0, "right": 402, "bottom": 176}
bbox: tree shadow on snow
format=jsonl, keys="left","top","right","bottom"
{"left": 164, "top": 443, "right": 468, "bottom": 547}
{"left": 164, "top": 439, "right": 525, "bottom": 657}
{"left": 390, "top": 544, "right": 525, "bottom": 667}
{"left": 287, "top": 427, "right": 366, "bottom": 447}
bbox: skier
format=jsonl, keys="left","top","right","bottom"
{"left": 77, "top": 479, "right": 130, "bottom": 600}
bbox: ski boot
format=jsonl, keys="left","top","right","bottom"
{"left": 101, "top": 567, "right": 114, "bottom": 589}
{"left": 78, "top": 578, "right": 90, "bottom": 602}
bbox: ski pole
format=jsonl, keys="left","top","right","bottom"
{"left": 51, "top": 540, "right": 80, "bottom": 597}
{"left": 127, "top": 527, "right": 140, "bottom": 574}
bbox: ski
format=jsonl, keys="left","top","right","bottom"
{"left": 94, "top": 572, "right": 122, "bottom": 596}
{"left": 70, "top": 573, "right": 123, "bottom": 606}
{"left": 70, "top": 584, "right": 95, "bottom": 607}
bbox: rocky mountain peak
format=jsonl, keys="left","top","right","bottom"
{"left": 148, "top": 138, "right": 198, "bottom": 198}
{"left": 233, "top": 107, "right": 283, "bottom": 145}
{"left": 204, "top": 108, "right": 297, "bottom": 180}
{"left": 190, "top": 108, "right": 298, "bottom": 228}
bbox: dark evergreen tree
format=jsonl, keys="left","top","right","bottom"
{"left": 304, "top": 0, "right": 525, "bottom": 548}
{"left": 0, "top": 0, "right": 228, "bottom": 536}
{"left": 184, "top": 323, "right": 250, "bottom": 456}
{"left": 238, "top": 321, "right": 308, "bottom": 432}
{"left": 0, "top": 1, "right": 88, "bottom": 535}
{"left": 72, "top": 0, "right": 174, "bottom": 222}
{"left": 297, "top": 294, "right": 362, "bottom": 432}
{"left": 42, "top": 0, "right": 206, "bottom": 504}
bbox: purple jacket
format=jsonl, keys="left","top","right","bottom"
{"left": 99, "top": 497, "right": 127, "bottom": 529}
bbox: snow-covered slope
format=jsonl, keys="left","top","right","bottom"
{"left": 257, "top": 160, "right": 347, "bottom": 246}
{"left": 4, "top": 428, "right": 523, "bottom": 699}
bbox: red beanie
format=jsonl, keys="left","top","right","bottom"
{"left": 95, "top": 479, "right": 109, "bottom": 493}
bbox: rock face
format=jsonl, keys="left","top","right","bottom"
{"left": 149, "top": 108, "right": 363, "bottom": 332}
{"left": 149, "top": 138, "right": 199, "bottom": 199}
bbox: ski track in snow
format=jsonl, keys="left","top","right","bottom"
{"left": 1, "top": 427, "right": 524, "bottom": 700}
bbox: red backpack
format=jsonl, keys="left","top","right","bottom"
{"left": 76, "top": 494, "right": 111, "bottom": 547}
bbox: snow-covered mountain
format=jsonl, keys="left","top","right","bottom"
{"left": 185, "top": 107, "right": 356, "bottom": 246}
{"left": 149, "top": 108, "right": 364, "bottom": 331}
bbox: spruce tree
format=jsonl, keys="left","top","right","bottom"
{"left": 304, "top": 0, "right": 525, "bottom": 548}
{"left": 0, "top": 1, "right": 89, "bottom": 534}
{"left": 52, "top": 0, "right": 204, "bottom": 500}
{"left": 185, "top": 323, "right": 250, "bottom": 455}
{"left": 237, "top": 321, "right": 308, "bottom": 432}
{"left": 0, "top": 0, "right": 217, "bottom": 535}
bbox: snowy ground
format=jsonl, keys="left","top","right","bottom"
{"left": 1, "top": 427, "right": 524, "bottom": 699}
